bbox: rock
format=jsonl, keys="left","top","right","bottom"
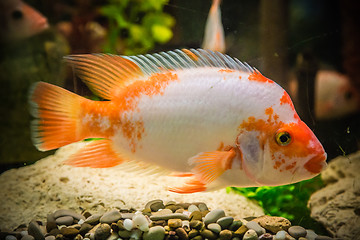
{"left": 197, "top": 203, "right": 208, "bottom": 212}
{"left": 207, "top": 223, "right": 221, "bottom": 234}
{"left": 188, "top": 229, "right": 199, "bottom": 238}
{"left": 258, "top": 233, "right": 273, "bottom": 240}
{"left": 118, "top": 230, "right": 131, "bottom": 238}
{"left": 84, "top": 214, "right": 102, "bottom": 225}
{"left": 60, "top": 227, "right": 79, "bottom": 237}
{"left": 308, "top": 152, "right": 360, "bottom": 240}
{"left": 44, "top": 236, "right": 55, "bottom": 240}
{"left": 315, "top": 236, "right": 333, "bottom": 240}
{"left": 94, "top": 224, "right": 111, "bottom": 240}
{"left": 305, "top": 230, "right": 318, "bottom": 240}
{"left": 79, "top": 223, "right": 93, "bottom": 235}
{"left": 143, "top": 226, "right": 165, "bottom": 240}
{"left": 175, "top": 228, "right": 188, "bottom": 240}
{"left": 168, "top": 219, "right": 182, "bottom": 229}
{"left": 229, "top": 220, "right": 242, "bottom": 231}
{"left": 150, "top": 213, "right": 189, "bottom": 221}
{"left": 55, "top": 216, "right": 74, "bottom": 226}
{"left": 133, "top": 213, "right": 149, "bottom": 231}
{"left": 106, "top": 232, "right": 119, "bottom": 240}
{"left": 5, "top": 235, "right": 17, "bottom": 240}
{"left": 200, "top": 229, "right": 217, "bottom": 240}
{"left": 187, "top": 205, "right": 200, "bottom": 212}
{"left": 46, "top": 214, "right": 57, "bottom": 232}
{"left": 28, "top": 221, "right": 45, "bottom": 240}
{"left": 181, "top": 220, "right": 190, "bottom": 231}
{"left": 53, "top": 210, "right": 84, "bottom": 221}
{"left": 219, "top": 229, "right": 232, "bottom": 240}
{"left": 253, "top": 215, "right": 291, "bottom": 233}
{"left": 288, "top": 226, "right": 307, "bottom": 239}
{"left": 243, "top": 229, "right": 258, "bottom": 240}
{"left": 189, "top": 220, "right": 203, "bottom": 230}
{"left": 189, "top": 211, "right": 202, "bottom": 221}
{"left": 233, "top": 225, "right": 248, "bottom": 237}
{"left": 274, "top": 230, "right": 286, "bottom": 240}
{"left": 165, "top": 204, "right": 183, "bottom": 212}
{"left": 204, "top": 209, "right": 226, "bottom": 225}
{"left": 130, "top": 229, "right": 142, "bottom": 239}
{"left": 246, "top": 221, "right": 266, "bottom": 236}
{"left": 216, "top": 216, "right": 234, "bottom": 229}
{"left": 123, "top": 219, "right": 133, "bottom": 231}
{"left": 99, "top": 210, "right": 121, "bottom": 224}
{"left": 144, "top": 200, "right": 165, "bottom": 212}
{"left": 121, "top": 213, "right": 135, "bottom": 219}
{"left": 21, "top": 235, "right": 35, "bottom": 240}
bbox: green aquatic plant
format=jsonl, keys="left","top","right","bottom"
{"left": 100, "top": 0, "right": 175, "bottom": 55}
{"left": 228, "top": 175, "right": 326, "bottom": 230}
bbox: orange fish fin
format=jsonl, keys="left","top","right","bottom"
{"left": 64, "top": 54, "right": 143, "bottom": 100}
{"left": 65, "top": 139, "right": 125, "bottom": 168}
{"left": 168, "top": 179, "right": 207, "bottom": 194}
{"left": 169, "top": 172, "right": 195, "bottom": 177}
{"left": 189, "top": 148, "right": 236, "bottom": 184}
{"left": 29, "top": 82, "right": 88, "bottom": 151}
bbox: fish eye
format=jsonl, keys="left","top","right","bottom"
{"left": 12, "top": 10, "right": 23, "bottom": 20}
{"left": 275, "top": 131, "right": 291, "bottom": 146}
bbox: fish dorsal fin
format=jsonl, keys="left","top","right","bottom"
{"left": 64, "top": 49, "right": 254, "bottom": 100}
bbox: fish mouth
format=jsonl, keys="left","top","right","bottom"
{"left": 304, "top": 153, "right": 327, "bottom": 174}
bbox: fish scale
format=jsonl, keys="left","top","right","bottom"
{"left": 29, "top": 49, "right": 327, "bottom": 193}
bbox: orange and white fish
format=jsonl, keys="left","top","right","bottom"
{"left": 29, "top": 49, "right": 327, "bottom": 193}
{"left": 0, "top": 0, "right": 48, "bottom": 42}
{"left": 202, "top": 0, "right": 225, "bottom": 53}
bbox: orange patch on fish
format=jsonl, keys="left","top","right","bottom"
{"left": 280, "top": 91, "right": 295, "bottom": 111}
{"left": 248, "top": 71, "right": 273, "bottom": 84}
{"left": 218, "top": 69, "right": 235, "bottom": 73}
{"left": 182, "top": 49, "right": 199, "bottom": 62}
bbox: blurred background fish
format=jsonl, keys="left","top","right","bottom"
{"left": 202, "top": 0, "right": 225, "bottom": 53}
{"left": 0, "top": 0, "right": 48, "bottom": 42}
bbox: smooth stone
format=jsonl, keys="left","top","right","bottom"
{"left": 44, "top": 236, "right": 55, "bottom": 240}
{"left": 46, "top": 214, "right": 57, "bottom": 232}
{"left": 150, "top": 213, "right": 189, "bottom": 221}
{"left": 84, "top": 232, "right": 95, "bottom": 240}
{"left": 28, "top": 221, "right": 45, "bottom": 240}
{"left": 284, "top": 232, "right": 296, "bottom": 240}
{"left": 175, "top": 227, "right": 188, "bottom": 240}
{"left": 219, "top": 229, "right": 232, "bottom": 240}
{"left": 5, "top": 236, "right": 17, "bottom": 240}
{"left": 106, "top": 232, "right": 119, "bottom": 240}
{"left": 165, "top": 204, "right": 183, "bottom": 212}
{"left": 132, "top": 213, "right": 149, "bottom": 231}
{"left": 47, "top": 229, "right": 60, "bottom": 237}
{"left": 117, "top": 230, "right": 131, "bottom": 238}
{"left": 84, "top": 214, "right": 102, "bottom": 225}
{"left": 79, "top": 223, "right": 93, "bottom": 235}
{"left": 258, "top": 233, "right": 273, "bottom": 240}
{"left": 53, "top": 209, "right": 85, "bottom": 220}
{"left": 203, "top": 209, "right": 226, "bottom": 225}
{"left": 191, "top": 236, "right": 203, "bottom": 240}
{"left": 121, "top": 213, "right": 135, "bottom": 219}
{"left": 253, "top": 215, "right": 291, "bottom": 233}
{"left": 315, "top": 236, "right": 333, "bottom": 240}
{"left": 144, "top": 199, "right": 164, "bottom": 212}
{"left": 21, "top": 235, "right": 35, "bottom": 240}
{"left": 189, "top": 220, "right": 203, "bottom": 230}
{"left": 216, "top": 216, "right": 234, "bottom": 229}
{"left": 200, "top": 229, "right": 217, "bottom": 240}
{"left": 60, "top": 227, "right": 79, "bottom": 237}
{"left": 233, "top": 225, "right": 248, "bottom": 237}
{"left": 274, "top": 230, "right": 286, "bottom": 240}
{"left": 246, "top": 221, "right": 265, "bottom": 236}
{"left": 243, "top": 229, "right": 258, "bottom": 240}
{"left": 100, "top": 210, "right": 122, "bottom": 224}
{"left": 130, "top": 229, "right": 142, "bottom": 239}
{"left": 94, "top": 224, "right": 111, "bottom": 240}
{"left": 197, "top": 203, "right": 208, "bottom": 212}
{"left": 229, "top": 220, "right": 242, "bottom": 231}
{"left": 151, "top": 209, "right": 172, "bottom": 216}
{"left": 288, "top": 226, "right": 307, "bottom": 238}
{"left": 182, "top": 220, "right": 190, "bottom": 231}
{"left": 207, "top": 223, "right": 221, "bottom": 234}
{"left": 123, "top": 219, "right": 133, "bottom": 231}
{"left": 298, "top": 238, "right": 307, "bottom": 240}
{"left": 143, "top": 226, "right": 165, "bottom": 240}
{"left": 168, "top": 219, "right": 182, "bottom": 228}
{"left": 187, "top": 205, "right": 200, "bottom": 212}
{"left": 189, "top": 211, "right": 202, "bottom": 221}
{"left": 305, "top": 230, "right": 318, "bottom": 240}
{"left": 56, "top": 216, "right": 74, "bottom": 226}
{"left": 188, "top": 229, "right": 199, "bottom": 238}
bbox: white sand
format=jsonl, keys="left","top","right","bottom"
{"left": 0, "top": 142, "right": 264, "bottom": 230}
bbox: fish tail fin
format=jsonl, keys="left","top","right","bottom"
{"left": 29, "top": 82, "right": 88, "bottom": 151}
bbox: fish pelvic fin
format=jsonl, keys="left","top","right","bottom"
{"left": 29, "top": 82, "right": 93, "bottom": 151}
{"left": 65, "top": 139, "right": 125, "bottom": 168}
{"left": 168, "top": 179, "right": 207, "bottom": 194}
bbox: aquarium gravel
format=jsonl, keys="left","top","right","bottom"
{"left": 0, "top": 199, "right": 336, "bottom": 240}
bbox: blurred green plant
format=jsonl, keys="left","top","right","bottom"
{"left": 227, "top": 175, "right": 327, "bottom": 231}
{"left": 100, "top": 0, "right": 175, "bottom": 55}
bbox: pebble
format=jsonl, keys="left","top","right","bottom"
{"left": 168, "top": 219, "right": 182, "bottom": 229}
{"left": 246, "top": 221, "right": 266, "bottom": 236}
{"left": 207, "top": 223, "right": 221, "bottom": 234}
{"left": 288, "top": 226, "right": 307, "bottom": 238}
{"left": 219, "top": 229, "right": 232, "bottom": 240}
{"left": 28, "top": 221, "right": 45, "bottom": 240}
{"left": 243, "top": 229, "right": 258, "bottom": 240}
{"left": 216, "top": 216, "right": 234, "bottom": 229}
{"left": 99, "top": 210, "right": 122, "bottom": 224}
{"left": 197, "top": 203, "right": 208, "bottom": 212}
{"left": 123, "top": 219, "right": 134, "bottom": 231}
{"left": 55, "top": 216, "right": 73, "bottom": 226}
{"left": 188, "top": 229, "right": 199, "bottom": 238}
{"left": 189, "top": 220, "right": 203, "bottom": 230}
{"left": 145, "top": 199, "right": 165, "bottom": 212}
{"left": 306, "top": 230, "right": 318, "bottom": 240}
{"left": 143, "top": 226, "right": 165, "bottom": 240}
{"left": 189, "top": 211, "right": 202, "bottom": 221}
{"left": 315, "top": 236, "right": 333, "bottom": 240}
{"left": 94, "top": 224, "right": 111, "bottom": 240}
{"left": 175, "top": 228, "right": 188, "bottom": 240}
{"left": 187, "top": 205, "right": 200, "bottom": 212}
{"left": 53, "top": 210, "right": 85, "bottom": 220}
{"left": 79, "top": 223, "right": 93, "bottom": 235}
{"left": 274, "top": 230, "right": 286, "bottom": 240}
{"left": 258, "top": 233, "right": 273, "bottom": 240}
{"left": 150, "top": 213, "right": 189, "bottom": 221}
{"left": 44, "top": 236, "right": 55, "bottom": 240}
{"left": 5, "top": 235, "right": 17, "bottom": 240}
{"left": 46, "top": 215, "right": 57, "bottom": 232}
{"left": 203, "top": 209, "right": 226, "bottom": 225}
{"left": 133, "top": 212, "right": 150, "bottom": 231}
{"left": 130, "top": 229, "right": 143, "bottom": 239}
{"left": 233, "top": 225, "right": 248, "bottom": 237}
{"left": 229, "top": 220, "right": 242, "bottom": 231}
{"left": 253, "top": 215, "right": 291, "bottom": 233}
{"left": 21, "top": 235, "right": 35, "bottom": 240}
{"left": 118, "top": 230, "right": 132, "bottom": 238}
{"left": 84, "top": 214, "right": 102, "bottom": 225}
{"left": 121, "top": 212, "right": 135, "bottom": 219}
{"left": 200, "top": 229, "right": 217, "bottom": 240}
{"left": 181, "top": 220, "right": 190, "bottom": 231}
{"left": 60, "top": 227, "right": 79, "bottom": 237}
{"left": 106, "top": 232, "right": 119, "bottom": 240}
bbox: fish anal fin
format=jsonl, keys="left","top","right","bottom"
{"left": 168, "top": 179, "right": 207, "bottom": 194}
{"left": 169, "top": 172, "right": 194, "bottom": 177}
{"left": 190, "top": 148, "right": 236, "bottom": 184}
{"left": 65, "top": 139, "right": 125, "bottom": 168}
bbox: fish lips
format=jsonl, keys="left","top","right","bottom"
{"left": 304, "top": 153, "right": 327, "bottom": 174}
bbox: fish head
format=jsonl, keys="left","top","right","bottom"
{"left": 236, "top": 114, "right": 327, "bottom": 186}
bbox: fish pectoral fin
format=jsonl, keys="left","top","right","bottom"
{"left": 189, "top": 148, "right": 236, "bottom": 184}
{"left": 168, "top": 179, "right": 207, "bottom": 194}
{"left": 64, "top": 139, "right": 125, "bottom": 168}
